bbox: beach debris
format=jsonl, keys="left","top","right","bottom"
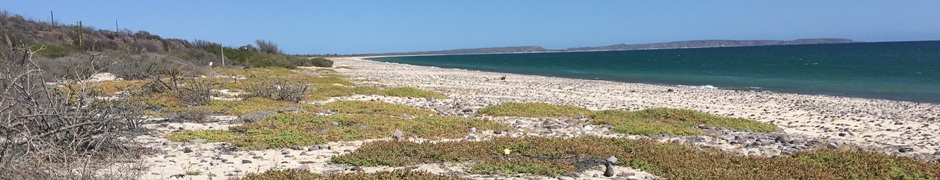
{"left": 392, "top": 129, "right": 404, "bottom": 141}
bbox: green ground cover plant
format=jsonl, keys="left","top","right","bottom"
{"left": 332, "top": 137, "right": 940, "bottom": 179}
{"left": 592, "top": 108, "right": 778, "bottom": 135}
{"left": 241, "top": 169, "right": 463, "bottom": 180}
{"left": 167, "top": 109, "right": 509, "bottom": 149}
{"left": 478, "top": 102, "right": 777, "bottom": 135}
{"left": 477, "top": 102, "right": 592, "bottom": 117}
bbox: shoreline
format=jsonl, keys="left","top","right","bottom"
{"left": 335, "top": 56, "right": 940, "bottom": 155}
{"left": 361, "top": 56, "right": 940, "bottom": 105}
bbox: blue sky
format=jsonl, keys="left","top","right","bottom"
{"left": 5, "top": 1, "right": 940, "bottom": 54}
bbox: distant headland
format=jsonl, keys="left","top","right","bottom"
{"left": 379, "top": 38, "right": 856, "bottom": 56}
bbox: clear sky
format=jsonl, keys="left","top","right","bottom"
{"left": 5, "top": 1, "right": 940, "bottom": 54}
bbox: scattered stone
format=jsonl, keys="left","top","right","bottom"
{"left": 252, "top": 156, "right": 263, "bottom": 159}
{"left": 899, "top": 147, "right": 914, "bottom": 153}
{"left": 774, "top": 134, "right": 790, "bottom": 143}
{"left": 331, "top": 122, "right": 339, "bottom": 126}
{"left": 241, "top": 160, "right": 252, "bottom": 164}
{"left": 291, "top": 145, "right": 303, "bottom": 150}
{"left": 603, "top": 162, "right": 615, "bottom": 177}
{"left": 360, "top": 125, "right": 367, "bottom": 129}
{"left": 182, "top": 147, "right": 193, "bottom": 153}
{"left": 470, "top": 127, "right": 477, "bottom": 133}
{"left": 281, "top": 150, "right": 290, "bottom": 155}
{"left": 308, "top": 146, "right": 320, "bottom": 151}
{"left": 393, "top": 129, "right": 404, "bottom": 140}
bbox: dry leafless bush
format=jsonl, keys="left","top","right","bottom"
{"left": 107, "top": 52, "right": 203, "bottom": 80}
{"left": 0, "top": 45, "right": 148, "bottom": 179}
{"left": 255, "top": 39, "right": 282, "bottom": 54}
{"left": 247, "top": 79, "right": 308, "bottom": 103}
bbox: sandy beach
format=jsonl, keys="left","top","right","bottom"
{"left": 120, "top": 56, "right": 940, "bottom": 179}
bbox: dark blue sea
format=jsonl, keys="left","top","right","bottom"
{"left": 368, "top": 41, "right": 940, "bottom": 104}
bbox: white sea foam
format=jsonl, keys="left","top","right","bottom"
{"left": 678, "top": 85, "right": 718, "bottom": 89}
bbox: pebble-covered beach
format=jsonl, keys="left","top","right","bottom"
{"left": 120, "top": 57, "right": 940, "bottom": 180}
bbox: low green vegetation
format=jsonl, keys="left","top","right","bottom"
{"left": 593, "top": 108, "right": 778, "bottom": 135}
{"left": 242, "top": 169, "right": 463, "bottom": 180}
{"left": 324, "top": 100, "right": 435, "bottom": 116}
{"left": 332, "top": 137, "right": 940, "bottom": 179}
{"left": 167, "top": 101, "right": 509, "bottom": 149}
{"left": 478, "top": 102, "right": 777, "bottom": 135}
{"left": 380, "top": 87, "right": 448, "bottom": 99}
{"left": 477, "top": 102, "right": 591, "bottom": 117}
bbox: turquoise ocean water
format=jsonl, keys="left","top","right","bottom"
{"left": 368, "top": 41, "right": 940, "bottom": 104}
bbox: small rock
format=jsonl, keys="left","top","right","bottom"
{"left": 190, "top": 139, "right": 208, "bottom": 144}
{"left": 470, "top": 127, "right": 477, "bottom": 133}
{"left": 607, "top": 156, "right": 618, "bottom": 163}
{"left": 281, "top": 150, "right": 290, "bottom": 155}
{"left": 331, "top": 122, "right": 339, "bottom": 126}
{"left": 252, "top": 156, "right": 263, "bottom": 159}
{"left": 392, "top": 129, "right": 404, "bottom": 140}
{"left": 494, "top": 130, "right": 503, "bottom": 134}
{"left": 308, "top": 146, "right": 320, "bottom": 151}
{"left": 241, "top": 160, "right": 252, "bottom": 164}
{"left": 360, "top": 125, "right": 367, "bottom": 129}
{"left": 774, "top": 134, "right": 790, "bottom": 143}
{"left": 827, "top": 142, "right": 839, "bottom": 149}
{"left": 899, "top": 147, "right": 914, "bottom": 153}
{"left": 182, "top": 147, "right": 193, "bottom": 153}
{"left": 838, "top": 133, "right": 846, "bottom": 137}
{"left": 291, "top": 145, "right": 303, "bottom": 150}
{"left": 603, "top": 162, "right": 614, "bottom": 177}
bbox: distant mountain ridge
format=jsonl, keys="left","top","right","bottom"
{"left": 565, "top": 38, "right": 856, "bottom": 51}
{"left": 380, "top": 38, "right": 856, "bottom": 55}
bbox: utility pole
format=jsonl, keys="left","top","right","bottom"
{"left": 50, "top": 11, "right": 56, "bottom": 28}
{"left": 78, "top": 21, "right": 83, "bottom": 49}
{"left": 115, "top": 20, "right": 119, "bottom": 35}
{"left": 220, "top": 46, "right": 225, "bottom": 67}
